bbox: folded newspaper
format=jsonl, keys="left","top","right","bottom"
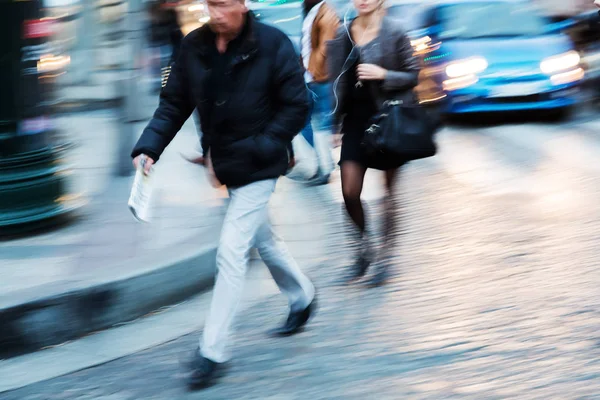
{"left": 128, "top": 157, "right": 154, "bottom": 222}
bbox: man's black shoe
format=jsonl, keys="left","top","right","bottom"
{"left": 183, "top": 348, "right": 225, "bottom": 390}
{"left": 269, "top": 296, "right": 317, "bottom": 337}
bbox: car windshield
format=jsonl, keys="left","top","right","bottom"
{"left": 253, "top": 6, "right": 302, "bottom": 36}
{"left": 385, "top": 3, "right": 423, "bottom": 30}
{"left": 438, "top": 2, "right": 547, "bottom": 39}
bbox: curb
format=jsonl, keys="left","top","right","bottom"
{"left": 51, "top": 98, "right": 122, "bottom": 114}
{"left": 0, "top": 243, "right": 217, "bottom": 359}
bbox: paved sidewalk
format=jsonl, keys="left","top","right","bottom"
{"left": 0, "top": 111, "right": 227, "bottom": 355}
{"left": 6, "top": 134, "right": 600, "bottom": 399}
{"left": 0, "top": 112, "right": 221, "bottom": 294}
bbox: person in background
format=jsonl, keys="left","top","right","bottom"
{"left": 148, "top": 1, "right": 205, "bottom": 154}
{"left": 131, "top": 0, "right": 316, "bottom": 389}
{"left": 148, "top": 1, "right": 183, "bottom": 91}
{"left": 300, "top": 0, "right": 339, "bottom": 184}
{"left": 327, "top": 0, "right": 420, "bottom": 286}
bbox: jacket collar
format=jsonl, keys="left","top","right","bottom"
{"left": 341, "top": 14, "right": 393, "bottom": 39}
{"left": 193, "top": 12, "right": 259, "bottom": 64}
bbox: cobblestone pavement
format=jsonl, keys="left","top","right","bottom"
{"left": 5, "top": 117, "right": 600, "bottom": 399}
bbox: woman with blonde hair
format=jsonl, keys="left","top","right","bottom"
{"left": 328, "top": 0, "right": 420, "bottom": 286}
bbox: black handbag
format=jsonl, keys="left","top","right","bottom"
{"left": 362, "top": 99, "right": 438, "bottom": 161}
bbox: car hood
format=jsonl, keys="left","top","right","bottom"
{"left": 442, "top": 34, "right": 574, "bottom": 65}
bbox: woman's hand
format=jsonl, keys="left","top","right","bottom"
{"left": 357, "top": 64, "right": 387, "bottom": 81}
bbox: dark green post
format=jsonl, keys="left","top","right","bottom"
{"left": 0, "top": 0, "right": 83, "bottom": 235}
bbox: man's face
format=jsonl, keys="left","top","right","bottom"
{"left": 206, "top": 0, "right": 248, "bottom": 34}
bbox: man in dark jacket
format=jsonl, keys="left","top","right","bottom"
{"left": 131, "top": 0, "right": 316, "bottom": 389}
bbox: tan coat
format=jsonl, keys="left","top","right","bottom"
{"left": 304, "top": 3, "right": 340, "bottom": 83}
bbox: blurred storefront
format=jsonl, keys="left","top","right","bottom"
{"left": 0, "top": 0, "right": 82, "bottom": 235}
{"left": 150, "top": 0, "right": 209, "bottom": 37}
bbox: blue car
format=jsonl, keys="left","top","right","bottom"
{"left": 405, "top": 0, "right": 584, "bottom": 117}
{"left": 249, "top": 1, "right": 303, "bottom": 53}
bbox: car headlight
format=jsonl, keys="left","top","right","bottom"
{"left": 445, "top": 57, "right": 488, "bottom": 78}
{"left": 411, "top": 36, "right": 431, "bottom": 52}
{"left": 540, "top": 51, "right": 580, "bottom": 74}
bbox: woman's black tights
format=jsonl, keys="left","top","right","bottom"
{"left": 341, "top": 162, "right": 367, "bottom": 233}
{"left": 341, "top": 161, "right": 398, "bottom": 239}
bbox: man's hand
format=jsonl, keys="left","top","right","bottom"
{"left": 357, "top": 64, "right": 387, "bottom": 81}
{"left": 133, "top": 154, "right": 155, "bottom": 175}
{"left": 205, "top": 150, "right": 222, "bottom": 188}
{"left": 181, "top": 153, "right": 206, "bottom": 166}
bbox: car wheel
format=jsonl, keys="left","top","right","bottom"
{"left": 547, "top": 106, "right": 573, "bottom": 122}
